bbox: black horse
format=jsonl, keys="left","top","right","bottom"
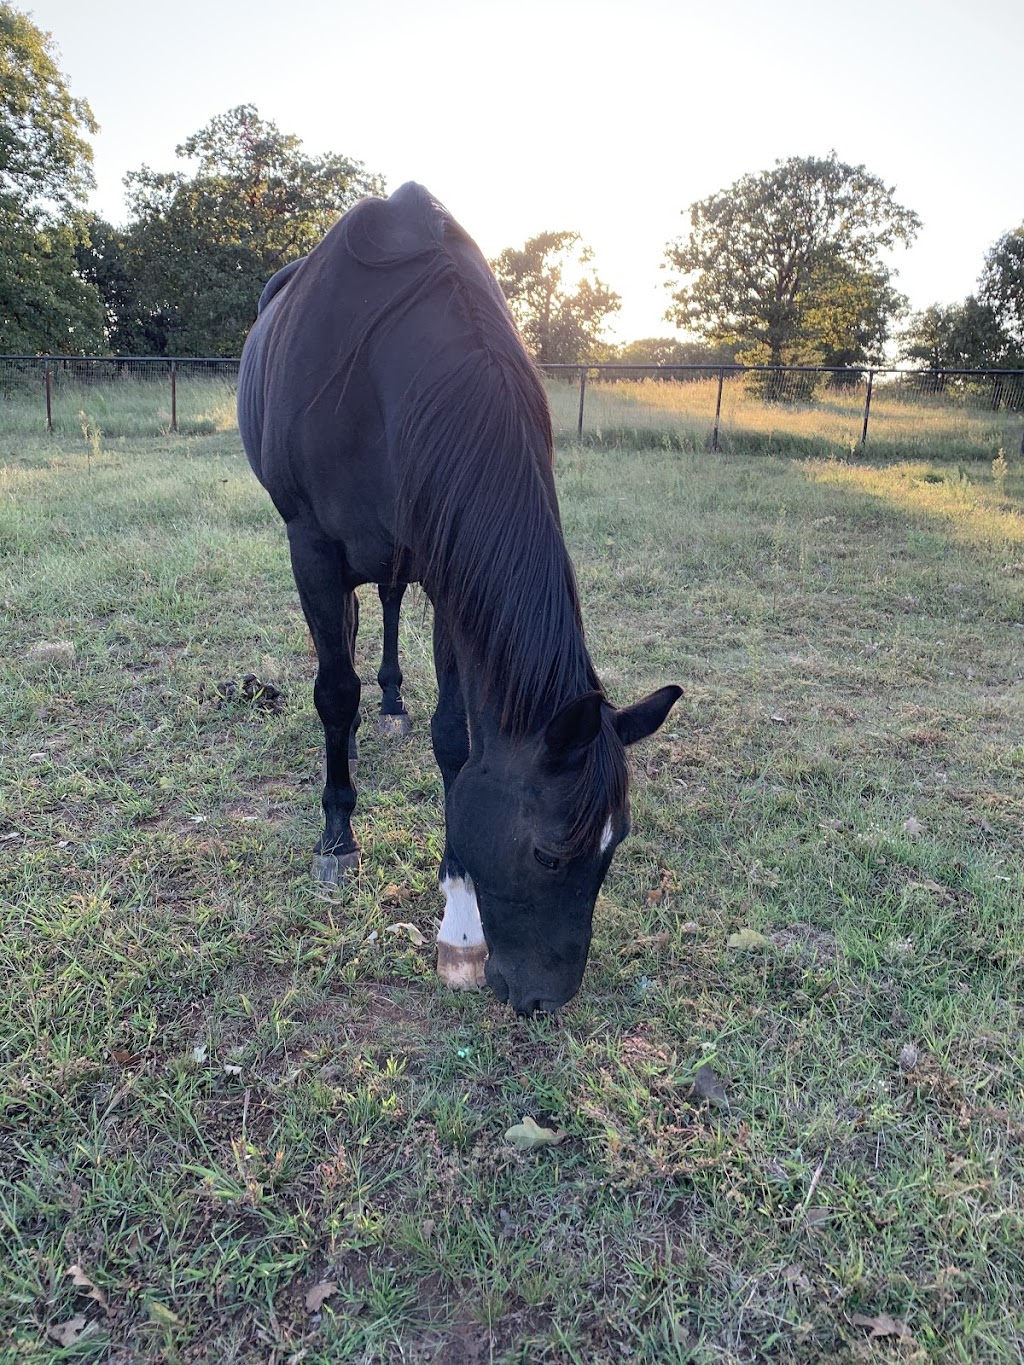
{"left": 238, "top": 183, "right": 680, "bottom": 1015}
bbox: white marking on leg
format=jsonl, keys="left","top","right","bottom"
{"left": 437, "top": 874, "right": 487, "bottom": 991}
{"left": 438, "top": 875, "right": 485, "bottom": 948}
{"left": 599, "top": 817, "right": 614, "bottom": 854}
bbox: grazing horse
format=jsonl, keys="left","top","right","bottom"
{"left": 238, "top": 183, "right": 680, "bottom": 1015}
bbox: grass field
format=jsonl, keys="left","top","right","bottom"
{"left": 2, "top": 425, "right": 1023, "bottom": 1362}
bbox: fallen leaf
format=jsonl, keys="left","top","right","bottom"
{"left": 69, "top": 1264, "right": 108, "bottom": 1310}
{"left": 903, "top": 816, "right": 924, "bottom": 837}
{"left": 110, "top": 1049, "right": 144, "bottom": 1066}
{"left": 382, "top": 883, "right": 411, "bottom": 903}
{"left": 222, "top": 1064, "right": 242, "bottom": 1076}
{"left": 385, "top": 922, "right": 426, "bottom": 946}
{"left": 898, "top": 1043, "right": 919, "bottom": 1072}
{"left": 727, "top": 928, "right": 772, "bottom": 952}
{"left": 47, "top": 1315, "right": 88, "bottom": 1347}
{"left": 688, "top": 1063, "right": 728, "bottom": 1107}
{"left": 781, "top": 1263, "right": 811, "bottom": 1291}
{"left": 803, "top": 1206, "right": 830, "bottom": 1228}
{"left": 304, "top": 1281, "right": 337, "bottom": 1313}
{"left": 505, "top": 1116, "right": 566, "bottom": 1151}
{"left": 147, "top": 1301, "right": 183, "bottom": 1327}
{"left": 619, "top": 931, "right": 670, "bottom": 956}
{"left": 192, "top": 1043, "right": 208, "bottom": 1063}
{"left": 851, "top": 1311, "right": 911, "bottom": 1340}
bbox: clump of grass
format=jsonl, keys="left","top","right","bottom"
{"left": 78, "top": 409, "right": 101, "bottom": 472}
{"left": 993, "top": 445, "right": 1009, "bottom": 493}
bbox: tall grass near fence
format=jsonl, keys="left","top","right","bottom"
{"left": 547, "top": 374, "right": 1024, "bottom": 460}
{"left": 3, "top": 361, "right": 1024, "bottom": 460}
{"left": 1, "top": 427, "right": 1023, "bottom": 1360}
{"left": 0, "top": 374, "right": 239, "bottom": 440}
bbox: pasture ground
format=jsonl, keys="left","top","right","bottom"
{"left": 1, "top": 427, "right": 1023, "bottom": 1362}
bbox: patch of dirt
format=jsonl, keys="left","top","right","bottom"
{"left": 766, "top": 922, "right": 843, "bottom": 963}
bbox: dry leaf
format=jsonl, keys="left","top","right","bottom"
{"left": 803, "top": 1206, "right": 830, "bottom": 1228}
{"left": 305, "top": 1281, "right": 337, "bottom": 1313}
{"left": 385, "top": 922, "right": 426, "bottom": 946}
{"left": 727, "top": 928, "right": 772, "bottom": 952}
{"left": 903, "top": 816, "right": 924, "bottom": 837}
{"left": 69, "top": 1264, "right": 108, "bottom": 1310}
{"left": 147, "top": 1301, "right": 183, "bottom": 1327}
{"left": 620, "top": 931, "right": 670, "bottom": 956}
{"left": 689, "top": 1064, "right": 728, "bottom": 1107}
{"left": 851, "top": 1311, "right": 911, "bottom": 1339}
{"left": 781, "top": 1263, "right": 811, "bottom": 1291}
{"left": 505, "top": 1116, "right": 566, "bottom": 1151}
{"left": 47, "top": 1315, "right": 88, "bottom": 1347}
{"left": 382, "top": 883, "right": 411, "bottom": 903}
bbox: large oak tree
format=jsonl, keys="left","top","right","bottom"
{"left": 664, "top": 153, "right": 920, "bottom": 368}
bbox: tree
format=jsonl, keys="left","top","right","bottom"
{"left": 0, "top": 3, "right": 104, "bottom": 352}
{"left": 979, "top": 225, "right": 1024, "bottom": 358}
{"left": 112, "top": 105, "right": 385, "bottom": 355}
{"left": 900, "top": 296, "right": 1011, "bottom": 372}
{"left": 664, "top": 153, "right": 920, "bottom": 368}
{"left": 491, "top": 231, "right": 620, "bottom": 364}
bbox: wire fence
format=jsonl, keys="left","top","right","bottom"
{"left": 2, "top": 355, "right": 1023, "bottom": 460}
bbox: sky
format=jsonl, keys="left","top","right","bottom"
{"left": 23, "top": 0, "right": 1024, "bottom": 345}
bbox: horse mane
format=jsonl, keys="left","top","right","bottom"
{"left": 319, "top": 184, "right": 630, "bottom": 853}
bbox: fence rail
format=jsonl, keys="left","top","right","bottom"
{"left": 2, "top": 355, "right": 1023, "bottom": 459}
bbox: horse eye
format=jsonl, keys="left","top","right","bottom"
{"left": 534, "top": 849, "right": 560, "bottom": 871}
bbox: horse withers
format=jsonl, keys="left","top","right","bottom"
{"left": 237, "top": 182, "right": 680, "bottom": 1015}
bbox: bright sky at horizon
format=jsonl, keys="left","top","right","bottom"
{"left": 23, "top": 0, "right": 1024, "bottom": 345}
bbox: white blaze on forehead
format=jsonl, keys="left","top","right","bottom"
{"left": 438, "top": 875, "right": 485, "bottom": 947}
{"left": 599, "top": 817, "right": 615, "bottom": 854}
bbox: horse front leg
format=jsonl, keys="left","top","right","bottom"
{"left": 430, "top": 614, "right": 486, "bottom": 990}
{"left": 376, "top": 582, "right": 411, "bottom": 737}
{"left": 287, "top": 525, "right": 362, "bottom": 884}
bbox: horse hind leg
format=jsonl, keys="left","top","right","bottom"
{"left": 287, "top": 526, "right": 362, "bottom": 885}
{"left": 377, "top": 582, "right": 411, "bottom": 737}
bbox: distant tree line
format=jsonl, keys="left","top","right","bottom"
{"left": 2, "top": 4, "right": 1021, "bottom": 375}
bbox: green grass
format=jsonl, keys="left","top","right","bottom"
{"left": 1, "top": 427, "right": 1023, "bottom": 1361}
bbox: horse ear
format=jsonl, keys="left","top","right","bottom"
{"left": 613, "top": 685, "right": 682, "bottom": 747}
{"left": 544, "top": 691, "right": 605, "bottom": 757}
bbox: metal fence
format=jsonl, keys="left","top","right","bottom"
{"left": 2, "top": 355, "right": 1023, "bottom": 459}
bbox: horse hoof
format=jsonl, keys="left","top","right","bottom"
{"left": 378, "top": 712, "right": 411, "bottom": 739}
{"left": 313, "top": 851, "right": 361, "bottom": 885}
{"left": 436, "top": 941, "right": 488, "bottom": 991}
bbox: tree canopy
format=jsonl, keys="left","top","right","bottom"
{"left": 664, "top": 153, "right": 921, "bottom": 368}
{"left": 901, "top": 225, "right": 1024, "bottom": 372}
{"left": 979, "top": 225, "right": 1024, "bottom": 358}
{"left": 93, "top": 105, "right": 386, "bottom": 355}
{"left": 491, "top": 231, "right": 620, "bottom": 364}
{"left": 0, "top": 3, "right": 104, "bottom": 352}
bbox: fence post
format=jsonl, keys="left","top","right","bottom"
{"left": 576, "top": 366, "right": 587, "bottom": 441}
{"left": 44, "top": 358, "right": 53, "bottom": 432}
{"left": 861, "top": 370, "right": 874, "bottom": 447}
{"left": 170, "top": 360, "right": 177, "bottom": 434}
{"left": 712, "top": 366, "right": 725, "bottom": 452}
